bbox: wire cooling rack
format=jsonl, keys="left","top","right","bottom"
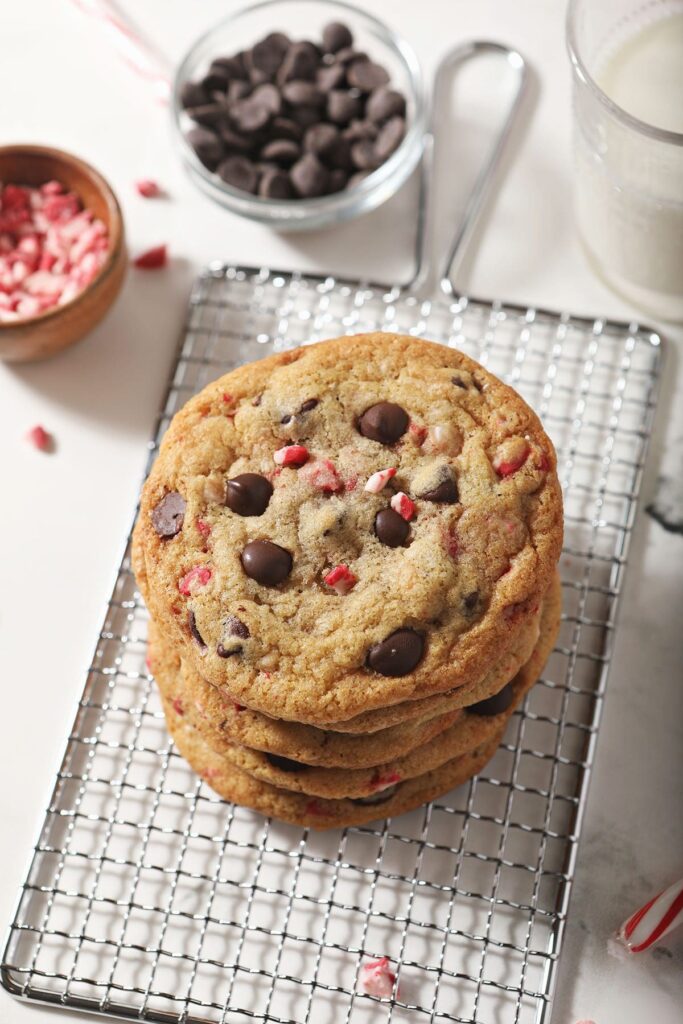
{"left": 1, "top": 263, "right": 662, "bottom": 1024}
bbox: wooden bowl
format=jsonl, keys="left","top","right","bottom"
{"left": 0, "top": 145, "right": 127, "bottom": 362}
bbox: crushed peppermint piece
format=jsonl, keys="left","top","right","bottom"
{"left": 171, "top": 697, "right": 184, "bottom": 716}
{"left": 365, "top": 467, "right": 396, "bottom": 493}
{"left": 26, "top": 424, "right": 53, "bottom": 452}
{"left": 178, "top": 565, "right": 212, "bottom": 595}
{"left": 196, "top": 519, "right": 211, "bottom": 538}
{"left": 300, "top": 457, "right": 343, "bottom": 492}
{"left": 408, "top": 421, "right": 427, "bottom": 445}
{"left": 133, "top": 244, "right": 167, "bottom": 269}
{"left": 390, "top": 491, "right": 415, "bottom": 521}
{"left": 359, "top": 957, "right": 398, "bottom": 998}
{"left": 135, "top": 179, "right": 162, "bottom": 198}
{"left": 0, "top": 180, "right": 109, "bottom": 322}
{"left": 274, "top": 444, "right": 309, "bottom": 467}
{"left": 323, "top": 564, "right": 358, "bottom": 594}
{"left": 493, "top": 437, "right": 530, "bottom": 477}
{"left": 371, "top": 771, "right": 401, "bottom": 791}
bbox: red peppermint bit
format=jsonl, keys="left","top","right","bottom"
{"left": 178, "top": 565, "right": 212, "bottom": 596}
{"left": 222, "top": 392, "right": 234, "bottom": 404}
{"left": 493, "top": 438, "right": 530, "bottom": 478}
{"left": 305, "top": 799, "right": 325, "bottom": 816}
{"left": 202, "top": 767, "right": 220, "bottom": 780}
{"left": 135, "top": 179, "right": 162, "bottom": 198}
{"left": 359, "top": 957, "right": 398, "bottom": 999}
{"left": 274, "top": 444, "right": 309, "bottom": 467}
{"left": 344, "top": 474, "right": 359, "bottom": 491}
{"left": 390, "top": 491, "right": 416, "bottom": 521}
{"left": 233, "top": 702, "right": 245, "bottom": 713}
{"left": 262, "top": 670, "right": 272, "bottom": 680}
{"left": 324, "top": 564, "right": 358, "bottom": 595}
{"left": 300, "top": 458, "right": 343, "bottom": 493}
{"left": 196, "top": 518, "right": 211, "bottom": 538}
{"left": 145, "top": 653, "right": 154, "bottom": 671}
{"left": 371, "top": 771, "right": 401, "bottom": 790}
{"left": 442, "top": 526, "right": 459, "bottom": 560}
{"left": 26, "top": 424, "right": 53, "bottom": 452}
{"left": 364, "top": 467, "right": 397, "bottom": 493}
{"left": 172, "top": 697, "right": 184, "bottom": 716}
{"left": 409, "top": 421, "right": 428, "bottom": 445}
{"left": 133, "top": 244, "right": 167, "bottom": 269}
{"left": 536, "top": 451, "right": 550, "bottom": 472}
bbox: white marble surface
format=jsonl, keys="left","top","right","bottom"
{"left": 1, "top": 2, "right": 681, "bottom": 1023}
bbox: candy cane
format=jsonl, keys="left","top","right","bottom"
{"left": 616, "top": 877, "right": 683, "bottom": 953}
{"left": 70, "top": 0, "right": 171, "bottom": 103}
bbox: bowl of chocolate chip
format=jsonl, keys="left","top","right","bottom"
{"left": 173, "top": 0, "right": 425, "bottom": 230}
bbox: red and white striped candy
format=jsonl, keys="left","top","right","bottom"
{"left": 274, "top": 444, "right": 309, "bottom": 467}
{"left": 358, "top": 957, "right": 399, "bottom": 998}
{"left": 364, "top": 467, "right": 396, "bottom": 493}
{"left": 323, "top": 564, "right": 357, "bottom": 595}
{"left": 616, "top": 877, "right": 683, "bottom": 953}
{"left": 390, "top": 491, "right": 416, "bottom": 521}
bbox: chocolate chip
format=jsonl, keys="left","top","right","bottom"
{"left": 334, "top": 47, "right": 367, "bottom": 65}
{"left": 343, "top": 119, "right": 378, "bottom": 142}
{"left": 186, "top": 127, "right": 224, "bottom": 170}
{"left": 225, "top": 473, "right": 273, "bottom": 516}
{"left": 467, "top": 683, "right": 515, "bottom": 717}
{"left": 367, "top": 629, "right": 424, "bottom": 677}
{"left": 241, "top": 540, "right": 292, "bottom": 586}
{"left": 180, "top": 80, "right": 209, "bottom": 109}
{"left": 231, "top": 96, "right": 271, "bottom": 133}
{"left": 350, "top": 139, "right": 379, "bottom": 171}
{"left": 290, "top": 153, "right": 329, "bottom": 197}
{"left": 289, "top": 105, "right": 321, "bottom": 129}
{"left": 265, "top": 753, "right": 307, "bottom": 772}
{"left": 352, "top": 783, "right": 400, "bottom": 805}
{"left": 246, "top": 32, "right": 290, "bottom": 83}
{"left": 452, "top": 375, "right": 467, "bottom": 389}
{"left": 217, "top": 156, "right": 259, "bottom": 194}
{"left": 201, "top": 68, "right": 230, "bottom": 93}
{"left": 421, "top": 476, "right": 458, "bottom": 504}
{"left": 187, "top": 610, "right": 206, "bottom": 649}
{"left": 218, "top": 125, "right": 252, "bottom": 153}
{"left": 304, "top": 123, "right": 340, "bottom": 159}
{"left": 322, "top": 21, "right": 353, "bottom": 54}
{"left": 327, "top": 89, "right": 362, "bottom": 124}
{"left": 299, "top": 398, "right": 319, "bottom": 413}
{"left": 325, "top": 135, "right": 353, "bottom": 170}
{"left": 211, "top": 53, "right": 248, "bottom": 80}
{"left": 278, "top": 41, "right": 319, "bottom": 84}
{"left": 187, "top": 102, "right": 225, "bottom": 127}
{"left": 271, "top": 116, "right": 303, "bottom": 141}
{"left": 375, "top": 508, "right": 410, "bottom": 547}
{"left": 316, "top": 62, "right": 346, "bottom": 92}
{"left": 252, "top": 82, "right": 282, "bottom": 115}
{"left": 261, "top": 138, "right": 300, "bottom": 164}
{"left": 463, "top": 591, "right": 480, "bottom": 614}
{"left": 367, "top": 87, "right": 407, "bottom": 123}
{"left": 259, "top": 167, "right": 294, "bottom": 199}
{"left": 347, "top": 60, "right": 390, "bottom": 92}
{"left": 358, "top": 402, "right": 409, "bottom": 444}
{"left": 329, "top": 168, "right": 349, "bottom": 191}
{"left": 225, "top": 614, "right": 250, "bottom": 639}
{"left": 217, "top": 642, "right": 242, "bottom": 658}
{"left": 282, "top": 80, "right": 325, "bottom": 108}
{"left": 151, "top": 491, "right": 186, "bottom": 538}
{"left": 374, "top": 116, "right": 406, "bottom": 160}
{"left": 226, "top": 80, "right": 252, "bottom": 104}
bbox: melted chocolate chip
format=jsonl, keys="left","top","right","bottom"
{"left": 463, "top": 591, "right": 479, "bottom": 614}
{"left": 466, "top": 683, "right": 515, "bottom": 717}
{"left": 421, "top": 476, "right": 458, "bottom": 504}
{"left": 358, "top": 402, "right": 409, "bottom": 444}
{"left": 225, "top": 473, "right": 273, "bottom": 516}
{"left": 217, "top": 642, "right": 242, "bottom": 658}
{"left": 374, "top": 508, "right": 409, "bottom": 547}
{"left": 266, "top": 753, "right": 307, "bottom": 772}
{"left": 452, "top": 375, "right": 467, "bottom": 389}
{"left": 151, "top": 491, "right": 186, "bottom": 538}
{"left": 241, "top": 540, "right": 292, "bottom": 586}
{"left": 187, "top": 611, "right": 206, "bottom": 649}
{"left": 367, "top": 629, "right": 424, "bottom": 677}
{"left": 280, "top": 397, "right": 319, "bottom": 425}
{"left": 352, "top": 783, "right": 400, "bottom": 805}
{"left": 225, "top": 615, "right": 250, "bottom": 639}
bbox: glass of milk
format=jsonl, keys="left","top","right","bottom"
{"left": 567, "top": 0, "right": 683, "bottom": 321}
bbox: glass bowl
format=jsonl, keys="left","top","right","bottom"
{"left": 172, "top": 0, "right": 426, "bottom": 231}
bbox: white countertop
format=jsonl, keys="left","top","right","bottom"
{"left": 1, "top": 2, "right": 681, "bottom": 1023}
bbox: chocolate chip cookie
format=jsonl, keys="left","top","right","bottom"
{"left": 134, "top": 333, "right": 563, "bottom": 724}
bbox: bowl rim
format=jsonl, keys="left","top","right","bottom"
{"left": 172, "top": 0, "right": 426, "bottom": 222}
{"left": 0, "top": 143, "right": 125, "bottom": 333}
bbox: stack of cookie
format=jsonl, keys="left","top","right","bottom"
{"left": 133, "top": 334, "right": 563, "bottom": 829}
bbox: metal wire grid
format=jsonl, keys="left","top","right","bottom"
{"left": 2, "top": 264, "right": 661, "bottom": 1024}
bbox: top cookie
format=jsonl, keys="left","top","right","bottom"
{"left": 134, "top": 333, "right": 563, "bottom": 723}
